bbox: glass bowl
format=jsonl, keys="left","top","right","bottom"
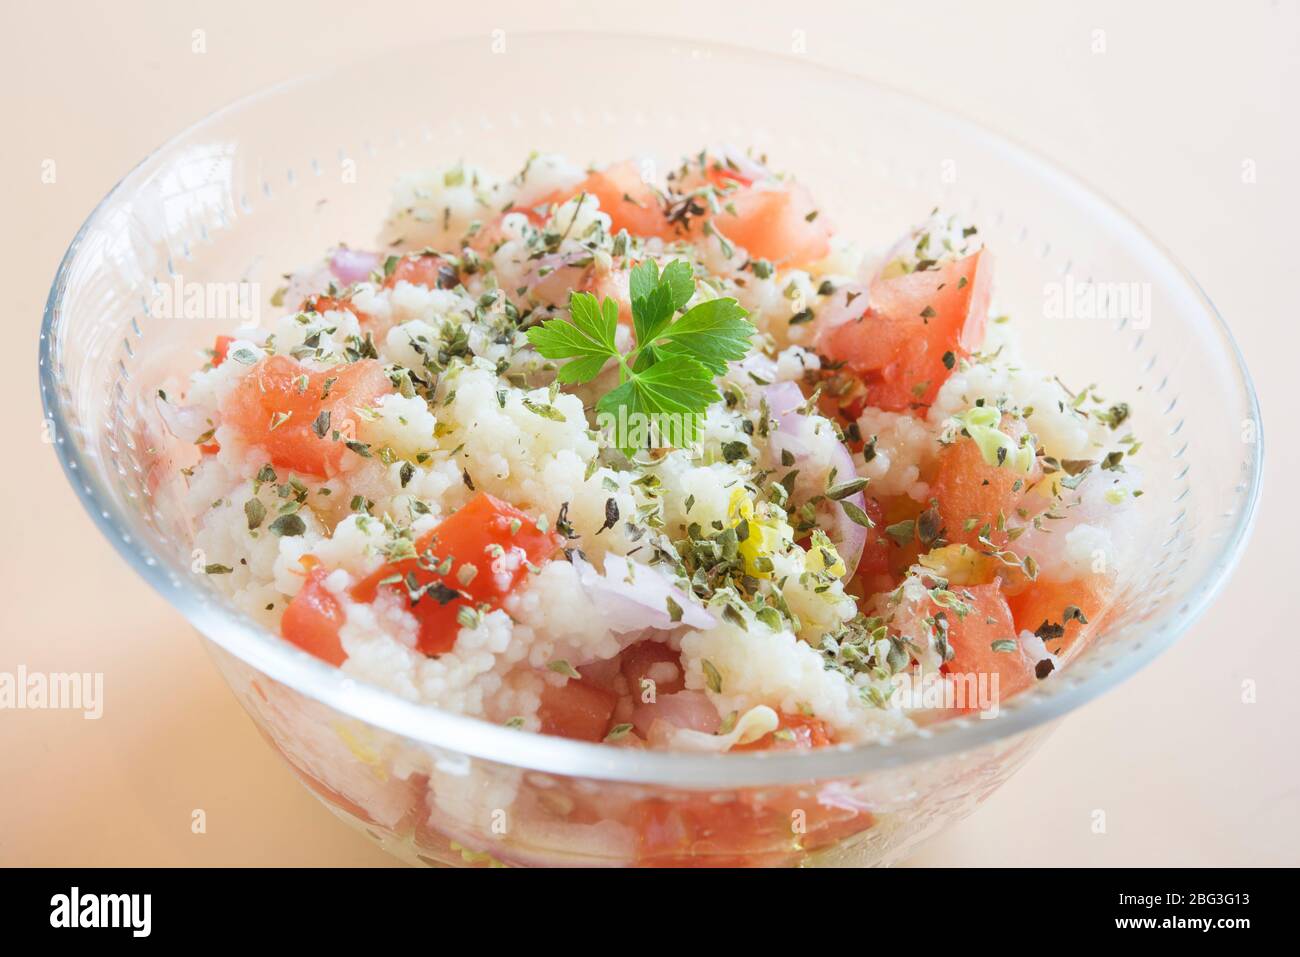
{"left": 39, "top": 33, "right": 1262, "bottom": 867}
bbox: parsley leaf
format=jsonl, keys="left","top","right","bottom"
{"left": 598, "top": 353, "right": 719, "bottom": 416}
{"left": 526, "top": 291, "right": 619, "bottom": 383}
{"left": 630, "top": 258, "right": 695, "bottom": 345}
{"left": 524, "top": 258, "right": 754, "bottom": 453}
{"left": 651, "top": 297, "right": 755, "bottom": 374}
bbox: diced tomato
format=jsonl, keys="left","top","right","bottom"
{"left": 620, "top": 641, "right": 685, "bottom": 700}
{"left": 927, "top": 414, "right": 1040, "bottom": 548}
{"left": 940, "top": 582, "right": 1036, "bottom": 704}
{"left": 795, "top": 800, "right": 877, "bottom": 853}
{"left": 762, "top": 786, "right": 876, "bottom": 856}
{"left": 221, "top": 355, "right": 392, "bottom": 478}
{"left": 382, "top": 253, "right": 459, "bottom": 291}
{"left": 628, "top": 710, "right": 877, "bottom": 862}
{"left": 710, "top": 182, "right": 831, "bottom": 268}
{"left": 852, "top": 496, "right": 896, "bottom": 593}
{"left": 211, "top": 335, "right": 235, "bottom": 367}
{"left": 281, "top": 565, "right": 346, "bottom": 666}
{"left": 632, "top": 690, "right": 719, "bottom": 740}
{"left": 703, "top": 158, "right": 756, "bottom": 190}
{"left": 631, "top": 785, "right": 873, "bottom": 867}
{"left": 538, "top": 679, "right": 618, "bottom": 742}
{"left": 301, "top": 293, "right": 371, "bottom": 325}
{"left": 468, "top": 213, "right": 525, "bottom": 254}
{"left": 632, "top": 796, "right": 778, "bottom": 867}
{"left": 539, "top": 160, "right": 830, "bottom": 269}
{"left": 860, "top": 493, "right": 927, "bottom": 585}
{"left": 589, "top": 267, "right": 634, "bottom": 327}
{"left": 732, "top": 712, "right": 834, "bottom": 752}
{"left": 1008, "top": 574, "right": 1115, "bottom": 659}
{"left": 574, "top": 656, "right": 625, "bottom": 696}
{"left": 568, "top": 161, "right": 674, "bottom": 239}
{"left": 632, "top": 798, "right": 697, "bottom": 863}
{"left": 821, "top": 250, "right": 993, "bottom": 411}
{"left": 352, "top": 492, "right": 561, "bottom": 656}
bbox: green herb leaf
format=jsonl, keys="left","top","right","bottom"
{"left": 827, "top": 477, "right": 870, "bottom": 501}
{"left": 702, "top": 658, "right": 723, "bottom": 694}
{"left": 628, "top": 257, "right": 661, "bottom": 305}
{"left": 244, "top": 498, "right": 267, "bottom": 531}
{"left": 528, "top": 259, "right": 753, "bottom": 454}
{"left": 311, "top": 409, "right": 331, "bottom": 439}
{"left": 526, "top": 291, "right": 619, "bottom": 384}
{"left": 841, "top": 499, "right": 875, "bottom": 528}
{"left": 885, "top": 519, "right": 916, "bottom": 546}
{"left": 630, "top": 259, "right": 695, "bottom": 345}
{"left": 548, "top": 659, "right": 582, "bottom": 680}
{"left": 651, "top": 297, "right": 756, "bottom": 375}
{"left": 596, "top": 353, "right": 719, "bottom": 427}
{"left": 522, "top": 397, "right": 567, "bottom": 422}
{"left": 268, "top": 513, "right": 306, "bottom": 537}
{"left": 605, "top": 723, "right": 634, "bottom": 742}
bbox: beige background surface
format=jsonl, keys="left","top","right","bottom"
{"left": 0, "top": 0, "right": 1296, "bottom": 866}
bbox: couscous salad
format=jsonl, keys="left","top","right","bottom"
{"left": 165, "top": 149, "right": 1141, "bottom": 759}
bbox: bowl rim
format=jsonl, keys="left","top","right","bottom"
{"left": 39, "top": 31, "right": 1264, "bottom": 788}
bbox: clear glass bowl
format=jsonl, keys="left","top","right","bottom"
{"left": 40, "top": 34, "right": 1262, "bottom": 867}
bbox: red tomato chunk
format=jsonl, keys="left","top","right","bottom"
{"left": 353, "top": 492, "right": 561, "bottom": 656}
{"left": 222, "top": 355, "right": 392, "bottom": 478}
